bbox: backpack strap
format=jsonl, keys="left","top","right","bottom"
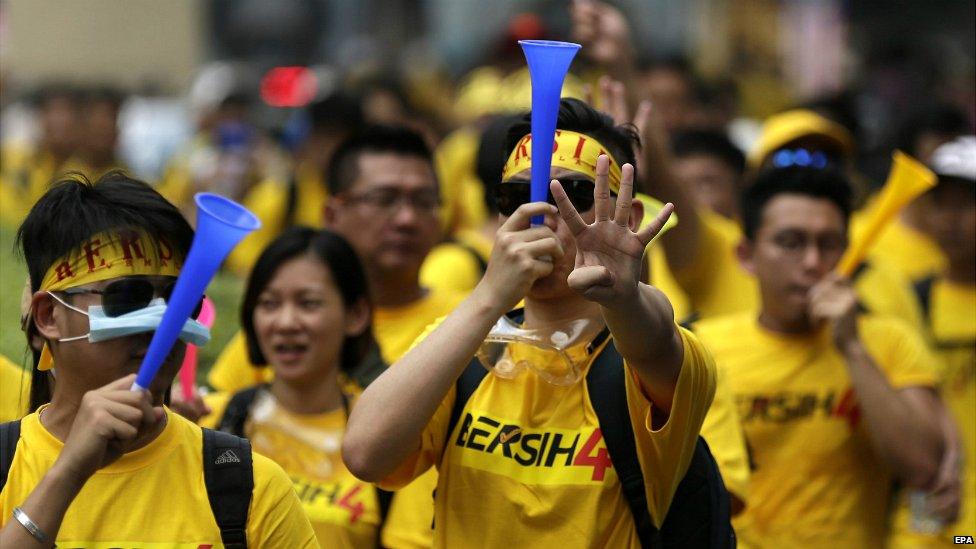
{"left": 0, "top": 420, "right": 22, "bottom": 492}
{"left": 202, "top": 428, "right": 254, "bottom": 549}
{"left": 217, "top": 385, "right": 266, "bottom": 438}
{"left": 585, "top": 339, "right": 660, "bottom": 548}
{"left": 446, "top": 359, "right": 490, "bottom": 454}
{"left": 913, "top": 275, "right": 936, "bottom": 326}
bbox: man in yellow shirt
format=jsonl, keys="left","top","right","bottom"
{"left": 651, "top": 107, "right": 925, "bottom": 330}
{"left": 207, "top": 125, "right": 465, "bottom": 389}
{"left": 0, "top": 173, "right": 316, "bottom": 546}
{"left": 890, "top": 135, "right": 976, "bottom": 546}
{"left": 0, "top": 86, "right": 81, "bottom": 227}
{"left": 695, "top": 166, "right": 944, "bottom": 548}
{"left": 203, "top": 125, "right": 464, "bottom": 548}
{"left": 344, "top": 99, "right": 721, "bottom": 547}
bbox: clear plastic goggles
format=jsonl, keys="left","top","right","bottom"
{"left": 475, "top": 315, "right": 605, "bottom": 386}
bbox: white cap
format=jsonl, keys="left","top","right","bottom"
{"left": 930, "top": 135, "right": 976, "bottom": 183}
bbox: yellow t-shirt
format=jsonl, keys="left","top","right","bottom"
{"left": 201, "top": 388, "right": 379, "bottom": 548}
{"left": 667, "top": 210, "right": 925, "bottom": 331}
{"left": 206, "top": 288, "right": 466, "bottom": 393}
{"left": 225, "top": 164, "right": 328, "bottom": 275}
{"left": 668, "top": 210, "right": 758, "bottom": 319}
{"left": 850, "top": 200, "right": 946, "bottom": 283}
{"left": 695, "top": 312, "right": 938, "bottom": 548}
{"left": 890, "top": 279, "right": 976, "bottom": 547}
{"left": 0, "top": 408, "right": 318, "bottom": 547}
{"left": 0, "top": 355, "right": 30, "bottom": 422}
{"left": 0, "top": 147, "right": 62, "bottom": 227}
{"left": 433, "top": 127, "right": 488, "bottom": 235}
{"left": 420, "top": 229, "right": 493, "bottom": 295}
{"left": 380, "top": 324, "right": 717, "bottom": 547}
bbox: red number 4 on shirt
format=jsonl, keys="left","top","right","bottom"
{"left": 337, "top": 484, "right": 366, "bottom": 523}
{"left": 573, "top": 428, "right": 613, "bottom": 481}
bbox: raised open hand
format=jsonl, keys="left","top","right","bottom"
{"left": 551, "top": 154, "right": 673, "bottom": 306}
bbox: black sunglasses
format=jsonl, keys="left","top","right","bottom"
{"left": 61, "top": 278, "right": 204, "bottom": 319}
{"left": 494, "top": 178, "right": 598, "bottom": 216}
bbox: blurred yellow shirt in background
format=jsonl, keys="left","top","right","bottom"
{"left": 695, "top": 312, "right": 938, "bottom": 548}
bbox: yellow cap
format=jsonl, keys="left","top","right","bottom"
{"left": 749, "top": 109, "right": 855, "bottom": 168}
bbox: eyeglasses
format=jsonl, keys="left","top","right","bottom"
{"left": 494, "top": 178, "right": 601, "bottom": 216}
{"left": 59, "top": 278, "right": 204, "bottom": 319}
{"left": 768, "top": 230, "right": 847, "bottom": 257}
{"left": 342, "top": 188, "right": 441, "bottom": 216}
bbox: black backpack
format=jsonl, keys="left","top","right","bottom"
{"left": 0, "top": 420, "right": 254, "bottom": 548}
{"left": 446, "top": 330, "right": 735, "bottom": 549}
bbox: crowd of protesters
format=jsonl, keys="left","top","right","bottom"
{"left": 0, "top": 1, "right": 973, "bottom": 547}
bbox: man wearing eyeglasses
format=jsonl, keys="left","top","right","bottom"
{"left": 202, "top": 125, "right": 466, "bottom": 548}
{"left": 344, "top": 99, "right": 719, "bottom": 547}
{"left": 692, "top": 166, "right": 944, "bottom": 548}
{"left": 0, "top": 173, "right": 317, "bottom": 546}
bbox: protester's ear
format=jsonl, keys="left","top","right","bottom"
{"left": 736, "top": 239, "right": 757, "bottom": 275}
{"left": 31, "top": 292, "right": 63, "bottom": 340}
{"left": 344, "top": 297, "right": 371, "bottom": 338}
{"left": 627, "top": 198, "right": 644, "bottom": 233}
{"left": 322, "top": 202, "right": 337, "bottom": 227}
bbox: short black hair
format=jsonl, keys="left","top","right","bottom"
{"left": 895, "top": 102, "right": 972, "bottom": 157}
{"left": 309, "top": 91, "right": 364, "bottom": 133}
{"left": 30, "top": 82, "right": 82, "bottom": 109}
{"left": 82, "top": 86, "right": 126, "bottom": 112}
{"left": 17, "top": 172, "right": 194, "bottom": 294}
{"left": 241, "top": 227, "right": 374, "bottom": 375}
{"left": 326, "top": 124, "right": 434, "bottom": 195}
{"left": 16, "top": 171, "right": 194, "bottom": 410}
{"left": 741, "top": 166, "right": 853, "bottom": 241}
{"left": 503, "top": 98, "right": 640, "bottom": 174}
{"left": 671, "top": 130, "right": 746, "bottom": 176}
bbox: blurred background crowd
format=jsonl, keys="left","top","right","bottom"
{"left": 0, "top": 0, "right": 973, "bottom": 545}
{"left": 1, "top": 0, "right": 972, "bottom": 361}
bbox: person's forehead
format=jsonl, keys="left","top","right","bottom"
{"left": 760, "top": 194, "right": 845, "bottom": 232}
{"left": 353, "top": 152, "right": 437, "bottom": 190}
{"left": 507, "top": 166, "right": 593, "bottom": 182}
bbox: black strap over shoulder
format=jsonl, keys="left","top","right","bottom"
{"left": 913, "top": 275, "right": 936, "bottom": 324}
{"left": 218, "top": 385, "right": 266, "bottom": 438}
{"left": 585, "top": 339, "right": 659, "bottom": 547}
{"left": 202, "top": 428, "right": 254, "bottom": 549}
{"left": 0, "top": 419, "right": 22, "bottom": 492}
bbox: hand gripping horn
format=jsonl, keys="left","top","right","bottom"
{"left": 519, "top": 40, "right": 581, "bottom": 225}
{"left": 132, "top": 193, "right": 260, "bottom": 391}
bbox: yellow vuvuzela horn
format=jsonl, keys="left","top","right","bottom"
{"left": 836, "top": 151, "right": 936, "bottom": 276}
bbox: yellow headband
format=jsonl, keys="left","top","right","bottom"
{"left": 34, "top": 229, "right": 184, "bottom": 371}
{"left": 502, "top": 130, "right": 624, "bottom": 193}
{"left": 40, "top": 229, "right": 183, "bottom": 292}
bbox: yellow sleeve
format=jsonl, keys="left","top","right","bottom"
{"left": 0, "top": 356, "right": 30, "bottom": 423}
{"left": 247, "top": 453, "right": 320, "bottom": 547}
{"left": 700, "top": 366, "right": 750, "bottom": 503}
{"left": 206, "top": 331, "right": 274, "bottom": 393}
{"left": 648, "top": 246, "right": 692, "bottom": 322}
{"left": 861, "top": 317, "right": 939, "bottom": 389}
{"left": 627, "top": 326, "right": 717, "bottom": 527}
{"left": 420, "top": 242, "right": 483, "bottom": 294}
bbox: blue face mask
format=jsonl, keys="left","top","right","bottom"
{"left": 49, "top": 294, "right": 211, "bottom": 346}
